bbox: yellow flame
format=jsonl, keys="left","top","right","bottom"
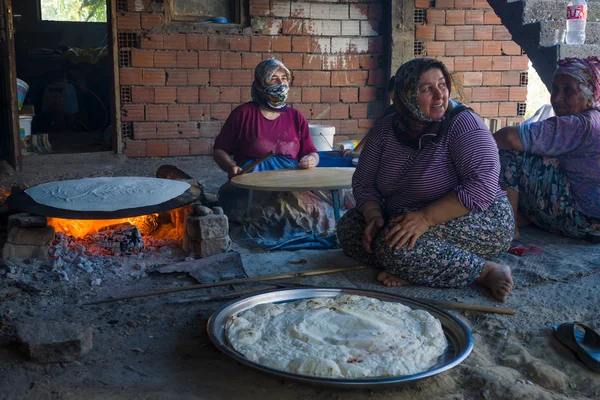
{"left": 47, "top": 214, "right": 161, "bottom": 239}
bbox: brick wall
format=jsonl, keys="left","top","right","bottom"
{"left": 414, "top": 0, "right": 528, "bottom": 128}
{"left": 118, "top": 0, "right": 389, "bottom": 157}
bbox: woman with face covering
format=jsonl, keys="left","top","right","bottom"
{"left": 213, "top": 59, "right": 348, "bottom": 250}
{"left": 337, "top": 58, "right": 514, "bottom": 302}
{"left": 495, "top": 57, "right": 600, "bottom": 240}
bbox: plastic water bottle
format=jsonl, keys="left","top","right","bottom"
{"left": 566, "top": 0, "right": 587, "bottom": 45}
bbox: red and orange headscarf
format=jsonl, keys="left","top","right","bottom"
{"left": 554, "top": 56, "right": 600, "bottom": 108}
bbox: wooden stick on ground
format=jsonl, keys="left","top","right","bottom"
{"left": 420, "top": 299, "right": 515, "bottom": 315}
{"left": 82, "top": 265, "right": 366, "bottom": 306}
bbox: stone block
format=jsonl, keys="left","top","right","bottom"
{"left": 193, "top": 204, "right": 213, "bottom": 216}
{"left": 7, "top": 226, "right": 55, "bottom": 246}
{"left": 16, "top": 321, "right": 93, "bottom": 363}
{"left": 186, "top": 215, "right": 200, "bottom": 239}
{"left": 191, "top": 236, "right": 231, "bottom": 258}
{"left": 211, "top": 206, "right": 224, "bottom": 215}
{"left": 2, "top": 243, "right": 49, "bottom": 259}
{"left": 198, "top": 214, "right": 229, "bottom": 239}
{"left": 7, "top": 213, "right": 47, "bottom": 231}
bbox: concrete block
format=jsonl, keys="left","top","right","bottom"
{"left": 198, "top": 214, "right": 229, "bottom": 239}
{"left": 191, "top": 236, "right": 231, "bottom": 258}
{"left": 211, "top": 206, "right": 224, "bottom": 215}
{"left": 2, "top": 243, "right": 49, "bottom": 259}
{"left": 7, "top": 213, "right": 47, "bottom": 231}
{"left": 193, "top": 204, "right": 213, "bottom": 216}
{"left": 16, "top": 321, "right": 93, "bottom": 363}
{"left": 7, "top": 226, "right": 55, "bottom": 246}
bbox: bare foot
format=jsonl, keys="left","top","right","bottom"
{"left": 377, "top": 271, "right": 409, "bottom": 287}
{"left": 477, "top": 262, "right": 513, "bottom": 302}
{"left": 513, "top": 226, "right": 520, "bottom": 241}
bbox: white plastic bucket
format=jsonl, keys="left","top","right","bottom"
{"left": 19, "top": 116, "right": 33, "bottom": 137}
{"left": 309, "top": 125, "right": 336, "bottom": 151}
{"left": 16, "top": 79, "right": 29, "bottom": 111}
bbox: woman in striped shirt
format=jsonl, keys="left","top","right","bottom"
{"left": 337, "top": 58, "right": 515, "bottom": 302}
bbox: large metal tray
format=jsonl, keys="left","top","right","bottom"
{"left": 207, "top": 288, "right": 474, "bottom": 388}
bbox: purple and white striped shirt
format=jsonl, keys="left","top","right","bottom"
{"left": 353, "top": 110, "right": 505, "bottom": 215}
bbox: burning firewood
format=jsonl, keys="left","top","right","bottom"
{"left": 90, "top": 222, "right": 143, "bottom": 255}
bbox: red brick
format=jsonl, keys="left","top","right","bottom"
{"left": 143, "top": 70, "right": 166, "bottom": 86}
{"left": 426, "top": 42, "right": 445, "bottom": 56}
{"left": 168, "top": 140, "right": 190, "bottom": 156}
{"left": 465, "top": 10, "right": 484, "bottom": 25}
{"left": 132, "top": 87, "right": 154, "bottom": 103}
{"left": 210, "top": 70, "right": 232, "bottom": 86}
{"left": 220, "top": 88, "right": 241, "bottom": 103}
{"left": 368, "top": 70, "right": 386, "bottom": 86}
{"left": 122, "top": 105, "right": 145, "bottom": 121}
{"left": 321, "top": 88, "right": 340, "bottom": 103}
{"left": 470, "top": 87, "right": 491, "bottom": 101}
{"left": 331, "top": 71, "right": 367, "bottom": 87}
{"left": 499, "top": 102, "right": 517, "bottom": 117}
{"left": 229, "top": 36, "right": 251, "bottom": 51}
{"left": 369, "top": 37, "right": 385, "bottom": 53}
{"left": 291, "top": 37, "right": 311, "bottom": 53}
{"left": 120, "top": 69, "right": 143, "bottom": 85}
{"left": 175, "top": 123, "right": 198, "bottom": 137}
{"left": 154, "top": 88, "right": 177, "bottom": 104}
{"left": 251, "top": 37, "right": 272, "bottom": 52}
{"left": 509, "top": 87, "right": 527, "bottom": 101}
{"left": 124, "top": 140, "right": 146, "bottom": 157}
{"left": 166, "top": 70, "right": 188, "bottom": 86}
{"left": 484, "top": 41, "right": 502, "bottom": 56}
{"left": 484, "top": 10, "right": 502, "bottom": 25}
{"left": 438, "top": 57, "right": 455, "bottom": 71}
{"left": 446, "top": 42, "right": 465, "bottom": 56}
{"left": 188, "top": 70, "right": 210, "bottom": 86}
{"left": 141, "top": 34, "right": 164, "bottom": 50}
{"left": 436, "top": 0, "right": 455, "bottom": 7}
{"left": 199, "top": 122, "right": 223, "bottom": 138}
{"left": 358, "top": 87, "right": 377, "bottom": 102}
{"left": 231, "top": 70, "right": 253, "bottom": 86}
{"left": 156, "top": 124, "right": 178, "bottom": 138}
{"left": 490, "top": 87, "right": 509, "bottom": 101}
{"left": 163, "top": 34, "right": 186, "bottom": 50}
{"left": 474, "top": 0, "right": 492, "bottom": 8}
{"left": 446, "top": 10, "right": 465, "bottom": 25}
{"left": 220, "top": 52, "right": 241, "bottom": 69}
{"left": 186, "top": 34, "right": 208, "bottom": 50}
{"left": 302, "top": 88, "right": 321, "bottom": 103}
{"left": 511, "top": 56, "right": 529, "bottom": 71}
{"left": 240, "top": 89, "right": 252, "bottom": 103}
{"left": 272, "top": 36, "right": 291, "bottom": 53}
{"left": 303, "top": 54, "right": 321, "bottom": 70}
{"left": 311, "top": 71, "right": 331, "bottom": 86}
{"left": 455, "top": 26, "right": 474, "bottom": 41}
{"left": 281, "top": 53, "right": 303, "bottom": 70}
{"left": 330, "top": 104, "right": 349, "bottom": 119}
{"left": 456, "top": 0, "right": 473, "bottom": 7}
{"left": 189, "top": 105, "right": 211, "bottom": 121}
{"left": 454, "top": 57, "right": 473, "bottom": 71}
{"left": 208, "top": 36, "right": 230, "bottom": 51}
{"left": 340, "top": 88, "right": 358, "bottom": 103}
{"left": 358, "top": 55, "right": 377, "bottom": 70}
{"left": 211, "top": 104, "right": 232, "bottom": 120}
{"left": 492, "top": 56, "right": 511, "bottom": 70}
{"left": 146, "top": 140, "right": 168, "bottom": 157}
{"left": 464, "top": 41, "right": 483, "bottom": 56}
{"left": 177, "top": 52, "right": 198, "bottom": 68}
{"left": 141, "top": 14, "right": 164, "bottom": 30}
{"left": 131, "top": 50, "right": 153, "bottom": 68}
{"left": 168, "top": 106, "right": 190, "bottom": 121}
{"left": 474, "top": 26, "right": 493, "bottom": 41}
{"left": 474, "top": 56, "right": 493, "bottom": 70}
{"left": 250, "top": 0, "right": 270, "bottom": 17}
{"left": 497, "top": 71, "right": 517, "bottom": 87}
{"left": 177, "top": 88, "right": 198, "bottom": 104}
{"left": 426, "top": 9, "right": 445, "bottom": 25}
{"left": 199, "top": 52, "right": 221, "bottom": 68}
{"left": 154, "top": 51, "right": 177, "bottom": 68}
{"left": 133, "top": 123, "right": 156, "bottom": 139}
{"left": 502, "top": 41, "right": 522, "bottom": 56}
{"left": 349, "top": 103, "right": 368, "bottom": 118}
{"left": 463, "top": 72, "right": 483, "bottom": 86}
{"left": 199, "top": 87, "right": 220, "bottom": 103}
{"left": 483, "top": 72, "right": 502, "bottom": 86}
{"left": 282, "top": 20, "right": 303, "bottom": 35}
{"left": 118, "top": 14, "right": 140, "bottom": 30}
{"left": 480, "top": 103, "right": 499, "bottom": 117}
{"left": 436, "top": 26, "right": 455, "bottom": 41}
{"left": 415, "top": 0, "right": 430, "bottom": 7}
{"left": 493, "top": 26, "right": 512, "bottom": 41}
{"left": 190, "top": 139, "right": 213, "bottom": 155}
{"left": 287, "top": 89, "right": 301, "bottom": 103}
{"left": 416, "top": 26, "right": 435, "bottom": 41}
{"left": 311, "top": 104, "right": 330, "bottom": 120}
{"left": 145, "top": 105, "right": 168, "bottom": 121}
{"left": 339, "top": 119, "right": 359, "bottom": 134}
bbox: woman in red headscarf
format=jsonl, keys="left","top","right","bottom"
{"left": 495, "top": 57, "right": 600, "bottom": 239}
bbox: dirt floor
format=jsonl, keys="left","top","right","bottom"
{"left": 1, "top": 153, "right": 599, "bottom": 400}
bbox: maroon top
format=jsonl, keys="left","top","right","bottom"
{"left": 213, "top": 102, "right": 318, "bottom": 163}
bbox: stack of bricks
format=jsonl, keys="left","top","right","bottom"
{"left": 2, "top": 214, "right": 54, "bottom": 259}
{"left": 119, "top": 0, "right": 390, "bottom": 157}
{"left": 183, "top": 205, "right": 231, "bottom": 258}
{"left": 414, "top": 0, "right": 529, "bottom": 129}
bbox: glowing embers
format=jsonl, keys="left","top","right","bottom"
{"left": 47, "top": 214, "right": 160, "bottom": 238}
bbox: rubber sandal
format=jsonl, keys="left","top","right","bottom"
{"left": 553, "top": 322, "right": 600, "bottom": 373}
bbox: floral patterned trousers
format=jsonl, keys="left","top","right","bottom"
{"left": 499, "top": 150, "right": 600, "bottom": 238}
{"left": 336, "top": 197, "right": 514, "bottom": 288}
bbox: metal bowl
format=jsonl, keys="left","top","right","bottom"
{"left": 207, "top": 288, "right": 473, "bottom": 388}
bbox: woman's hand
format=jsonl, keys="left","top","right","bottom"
{"left": 362, "top": 215, "right": 385, "bottom": 254}
{"left": 339, "top": 149, "right": 353, "bottom": 158}
{"left": 227, "top": 165, "right": 243, "bottom": 179}
{"left": 385, "top": 211, "right": 431, "bottom": 251}
{"left": 299, "top": 155, "right": 317, "bottom": 169}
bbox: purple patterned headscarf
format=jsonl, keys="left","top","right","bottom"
{"left": 251, "top": 59, "right": 291, "bottom": 112}
{"left": 554, "top": 56, "right": 600, "bottom": 108}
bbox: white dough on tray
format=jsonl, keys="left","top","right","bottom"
{"left": 225, "top": 294, "right": 447, "bottom": 379}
